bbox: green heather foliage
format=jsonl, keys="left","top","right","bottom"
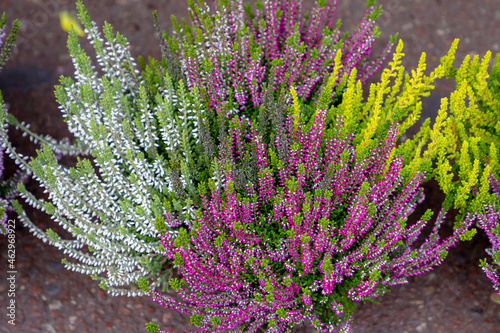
{"left": 145, "top": 41, "right": 480, "bottom": 333}
{"left": 438, "top": 44, "right": 500, "bottom": 296}
{"left": 0, "top": 13, "right": 21, "bottom": 234}
{"left": 0, "top": 0, "right": 390, "bottom": 296}
{"left": 421, "top": 40, "right": 499, "bottom": 218}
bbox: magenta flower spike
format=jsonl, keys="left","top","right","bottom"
{"left": 477, "top": 174, "right": 500, "bottom": 297}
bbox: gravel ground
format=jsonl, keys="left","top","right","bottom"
{"left": 1, "top": 0, "right": 500, "bottom": 332}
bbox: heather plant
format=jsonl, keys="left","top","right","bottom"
{"left": 0, "top": 0, "right": 392, "bottom": 296}
{"left": 436, "top": 46, "right": 500, "bottom": 296}
{"left": 143, "top": 41, "right": 477, "bottom": 333}
{"left": 161, "top": 0, "right": 396, "bottom": 115}
{"left": 0, "top": 2, "right": 201, "bottom": 295}
{"left": 0, "top": 13, "right": 20, "bottom": 234}
{"left": 429, "top": 42, "right": 499, "bottom": 216}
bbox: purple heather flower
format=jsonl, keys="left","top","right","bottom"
{"left": 476, "top": 174, "right": 500, "bottom": 297}
{"left": 151, "top": 107, "right": 473, "bottom": 333}
{"left": 169, "top": 0, "right": 393, "bottom": 114}
{"left": 0, "top": 27, "right": 5, "bottom": 50}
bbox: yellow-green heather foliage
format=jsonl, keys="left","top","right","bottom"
{"left": 437, "top": 41, "right": 500, "bottom": 296}
{"left": 336, "top": 38, "right": 456, "bottom": 184}
{"left": 439, "top": 40, "right": 499, "bottom": 213}
{"left": 376, "top": 39, "right": 494, "bottom": 226}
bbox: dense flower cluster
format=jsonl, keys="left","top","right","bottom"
{"left": 477, "top": 175, "right": 500, "bottom": 297}
{"left": 166, "top": 0, "right": 394, "bottom": 114}
{"left": 149, "top": 69, "right": 474, "bottom": 332}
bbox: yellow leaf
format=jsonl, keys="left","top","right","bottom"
{"left": 59, "top": 11, "right": 85, "bottom": 37}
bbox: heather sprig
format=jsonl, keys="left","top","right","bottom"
{"left": 147, "top": 42, "right": 474, "bottom": 333}
{"left": 0, "top": 94, "right": 10, "bottom": 234}
{"left": 477, "top": 174, "right": 500, "bottom": 297}
{"left": 0, "top": 12, "right": 19, "bottom": 71}
{"left": 0, "top": 2, "right": 211, "bottom": 295}
{"left": 163, "top": 0, "right": 395, "bottom": 115}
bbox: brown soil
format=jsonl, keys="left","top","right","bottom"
{"left": 1, "top": 0, "right": 500, "bottom": 332}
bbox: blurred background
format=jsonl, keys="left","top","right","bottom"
{"left": 0, "top": 0, "right": 499, "bottom": 332}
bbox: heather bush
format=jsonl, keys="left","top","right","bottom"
{"left": 438, "top": 46, "right": 500, "bottom": 296}
{"left": 0, "top": 0, "right": 389, "bottom": 295}
{"left": 160, "top": 0, "right": 395, "bottom": 115}
{"left": 143, "top": 41, "right": 478, "bottom": 333}
{"left": 429, "top": 41, "right": 499, "bottom": 216}
{"left": 0, "top": 13, "right": 20, "bottom": 234}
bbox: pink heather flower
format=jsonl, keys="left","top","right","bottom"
{"left": 476, "top": 174, "right": 500, "bottom": 296}
{"left": 168, "top": 0, "right": 393, "bottom": 114}
{"left": 150, "top": 104, "right": 473, "bottom": 333}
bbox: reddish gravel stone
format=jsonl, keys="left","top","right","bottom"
{"left": 146, "top": 305, "right": 155, "bottom": 314}
{"left": 96, "top": 288, "right": 106, "bottom": 300}
{"left": 122, "top": 307, "right": 131, "bottom": 316}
